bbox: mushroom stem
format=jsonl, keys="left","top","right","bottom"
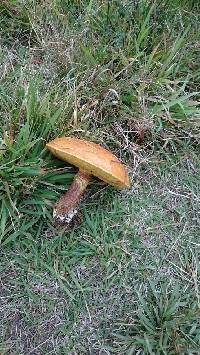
{"left": 53, "top": 170, "right": 91, "bottom": 225}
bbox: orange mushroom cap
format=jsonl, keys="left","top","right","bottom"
{"left": 46, "top": 137, "right": 130, "bottom": 189}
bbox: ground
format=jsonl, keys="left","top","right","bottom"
{"left": 0, "top": 1, "right": 200, "bottom": 354}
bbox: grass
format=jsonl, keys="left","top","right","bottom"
{"left": 0, "top": 0, "right": 200, "bottom": 354}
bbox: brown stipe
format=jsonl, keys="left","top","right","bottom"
{"left": 53, "top": 170, "right": 90, "bottom": 225}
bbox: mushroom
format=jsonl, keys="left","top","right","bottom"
{"left": 46, "top": 137, "right": 130, "bottom": 226}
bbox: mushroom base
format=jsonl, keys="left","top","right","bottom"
{"left": 53, "top": 170, "right": 91, "bottom": 226}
